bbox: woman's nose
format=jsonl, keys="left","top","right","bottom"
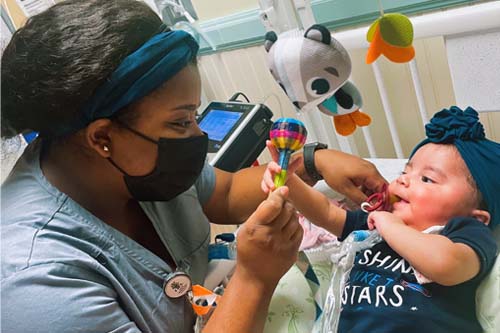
{"left": 192, "top": 118, "right": 204, "bottom": 136}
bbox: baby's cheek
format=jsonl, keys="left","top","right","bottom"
{"left": 387, "top": 181, "right": 398, "bottom": 193}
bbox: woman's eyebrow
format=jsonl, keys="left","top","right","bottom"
{"left": 172, "top": 102, "right": 201, "bottom": 111}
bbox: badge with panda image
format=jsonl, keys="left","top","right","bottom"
{"left": 164, "top": 271, "right": 192, "bottom": 298}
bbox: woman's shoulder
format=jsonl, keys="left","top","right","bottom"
{"left": 1, "top": 166, "right": 108, "bottom": 282}
{"left": 0, "top": 203, "right": 106, "bottom": 282}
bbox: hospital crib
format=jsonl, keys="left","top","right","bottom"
{"left": 198, "top": 2, "right": 500, "bottom": 332}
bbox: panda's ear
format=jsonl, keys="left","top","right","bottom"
{"left": 264, "top": 31, "right": 278, "bottom": 52}
{"left": 304, "top": 24, "right": 331, "bottom": 45}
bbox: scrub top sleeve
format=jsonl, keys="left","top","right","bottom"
{"left": 1, "top": 263, "right": 142, "bottom": 333}
{"left": 195, "top": 161, "right": 216, "bottom": 205}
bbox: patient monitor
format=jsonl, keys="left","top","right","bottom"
{"left": 197, "top": 101, "right": 273, "bottom": 172}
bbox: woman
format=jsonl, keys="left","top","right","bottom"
{"left": 1, "top": 1, "right": 385, "bottom": 332}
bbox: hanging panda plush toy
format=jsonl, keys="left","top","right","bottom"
{"left": 265, "top": 24, "right": 371, "bottom": 136}
{"left": 319, "top": 80, "right": 371, "bottom": 136}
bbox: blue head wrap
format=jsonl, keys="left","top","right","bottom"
{"left": 411, "top": 106, "right": 500, "bottom": 229}
{"left": 58, "top": 27, "right": 199, "bottom": 135}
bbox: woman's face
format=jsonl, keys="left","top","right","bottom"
{"left": 388, "top": 143, "right": 477, "bottom": 231}
{"left": 110, "top": 64, "right": 203, "bottom": 176}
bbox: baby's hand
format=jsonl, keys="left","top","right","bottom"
{"left": 261, "top": 160, "right": 281, "bottom": 194}
{"left": 367, "top": 211, "right": 404, "bottom": 232}
{"left": 261, "top": 140, "right": 303, "bottom": 194}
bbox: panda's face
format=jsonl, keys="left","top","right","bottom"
{"left": 305, "top": 66, "right": 340, "bottom": 98}
{"left": 264, "top": 25, "right": 352, "bottom": 111}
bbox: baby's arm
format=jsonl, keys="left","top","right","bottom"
{"left": 262, "top": 161, "right": 346, "bottom": 237}
{"left": 368, "top": 211, "right": 481, "bottom": 286}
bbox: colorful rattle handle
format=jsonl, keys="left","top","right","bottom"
{"left": 269, "top": 118, "right": 307, "bottom": 188}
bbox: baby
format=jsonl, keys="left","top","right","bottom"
{"left": 262, "top": 106, "right": 499, "bottom": 333}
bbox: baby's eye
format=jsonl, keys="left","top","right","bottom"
{"left": 421, "top": 176, "right": 434, "bottom": 183}
{"left": 400, "top": 171, "right": 407, "bottom": 175}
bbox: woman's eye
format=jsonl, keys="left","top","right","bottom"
{"left": 173, "top": 121, "right": 192, "bottom": 128}
{"left": 421, "top": 176, "right": 434, "bottom": 183}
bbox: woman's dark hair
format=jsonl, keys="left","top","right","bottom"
{"left": 1, "top": 0, "right": 163, "bottom": 138}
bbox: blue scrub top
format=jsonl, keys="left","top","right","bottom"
{"left": 1, "top": 140, "right": 216, "bottom": 332}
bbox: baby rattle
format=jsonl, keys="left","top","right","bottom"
{"left": 269, "top": 118, "right": 307, "bottom": 188}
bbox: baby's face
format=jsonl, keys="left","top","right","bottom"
{"left": 388, "top": 143, "right": 477, "bottom": 231}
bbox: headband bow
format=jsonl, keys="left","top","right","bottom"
{"left": 425, "top": 106, "right": 485, "bottom": 143}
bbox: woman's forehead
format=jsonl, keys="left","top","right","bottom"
{"left": 130, "top": 65, "right": 201, "bottom": 118}
{"left": 151, "top": 65, "right": 201, "bottom": 101}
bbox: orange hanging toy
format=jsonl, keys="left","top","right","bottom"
{"left": 366, "top": 10, "right": 415, "bottom": 64}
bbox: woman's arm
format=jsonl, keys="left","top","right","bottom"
{"left": 204, "top": 144, "right": 386, "bottom": 225}
{"left": 311, "top": 148, "right": 387, "bottom": 204}
{"left": 368, "top": 211, "right": 481, "bottom": 286}
{"left": 203, "top": 165, "right": 268, "bottom": 225}
{"left": 204, "top": 187, "right": 303, "bottom": 332}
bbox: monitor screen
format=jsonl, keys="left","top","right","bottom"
{"left": 198, "top": 109, "right": 243, "bottom": 142}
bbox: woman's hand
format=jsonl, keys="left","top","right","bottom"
{"left": 205, "top": 187, "right": 303, "bottom": 332}
{"left": 311, "top": 149, "right": 387, "bottom": 205}
{"left": 261, "top": 140, "right": 303, "bottom": 194}
{"left": 236, "top": 186, "right": 303, "bottom": 287}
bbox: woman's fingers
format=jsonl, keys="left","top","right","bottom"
{"left": 290, "top": 223, "right": 304, "bottom": 245}
{"left": 338, "top": 180, "right": 369, "bottom": 205}
{"left": 273, "top": 201, "right": 297, "bottom": 230}
{"left": 249, "top": 186, "right": 288, "bottom": 226}
{"left": 281, "top": 210, "right": 301, "bottom": 239}
{"left": 255, "top": 197, "right": 297, "bottom": 231}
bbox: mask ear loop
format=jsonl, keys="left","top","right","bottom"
{"left": 113, "top": 118, "right": 159, "bottom": 144}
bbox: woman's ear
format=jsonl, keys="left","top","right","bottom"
{"left": 85, "top": 119, "right": 114, "bottom": 158}
{"left": 471, "top": 209, "right": 491, "bottom": 226}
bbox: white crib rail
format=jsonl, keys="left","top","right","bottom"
{"left": 333, "top": 1, "right": 500, "bottom": 158}
{"left": 198, "top": 1, "right": 500, "bottom": 160}
{"left": 371, "top": 61, "right": 404, "bottom": 158}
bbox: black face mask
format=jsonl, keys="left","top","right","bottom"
{"left": 109, "top": 125, "right": 208, "bottom": 202}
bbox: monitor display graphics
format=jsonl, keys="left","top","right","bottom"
{"left": 198, "top": 110, "right": 243, "bottom": 142}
